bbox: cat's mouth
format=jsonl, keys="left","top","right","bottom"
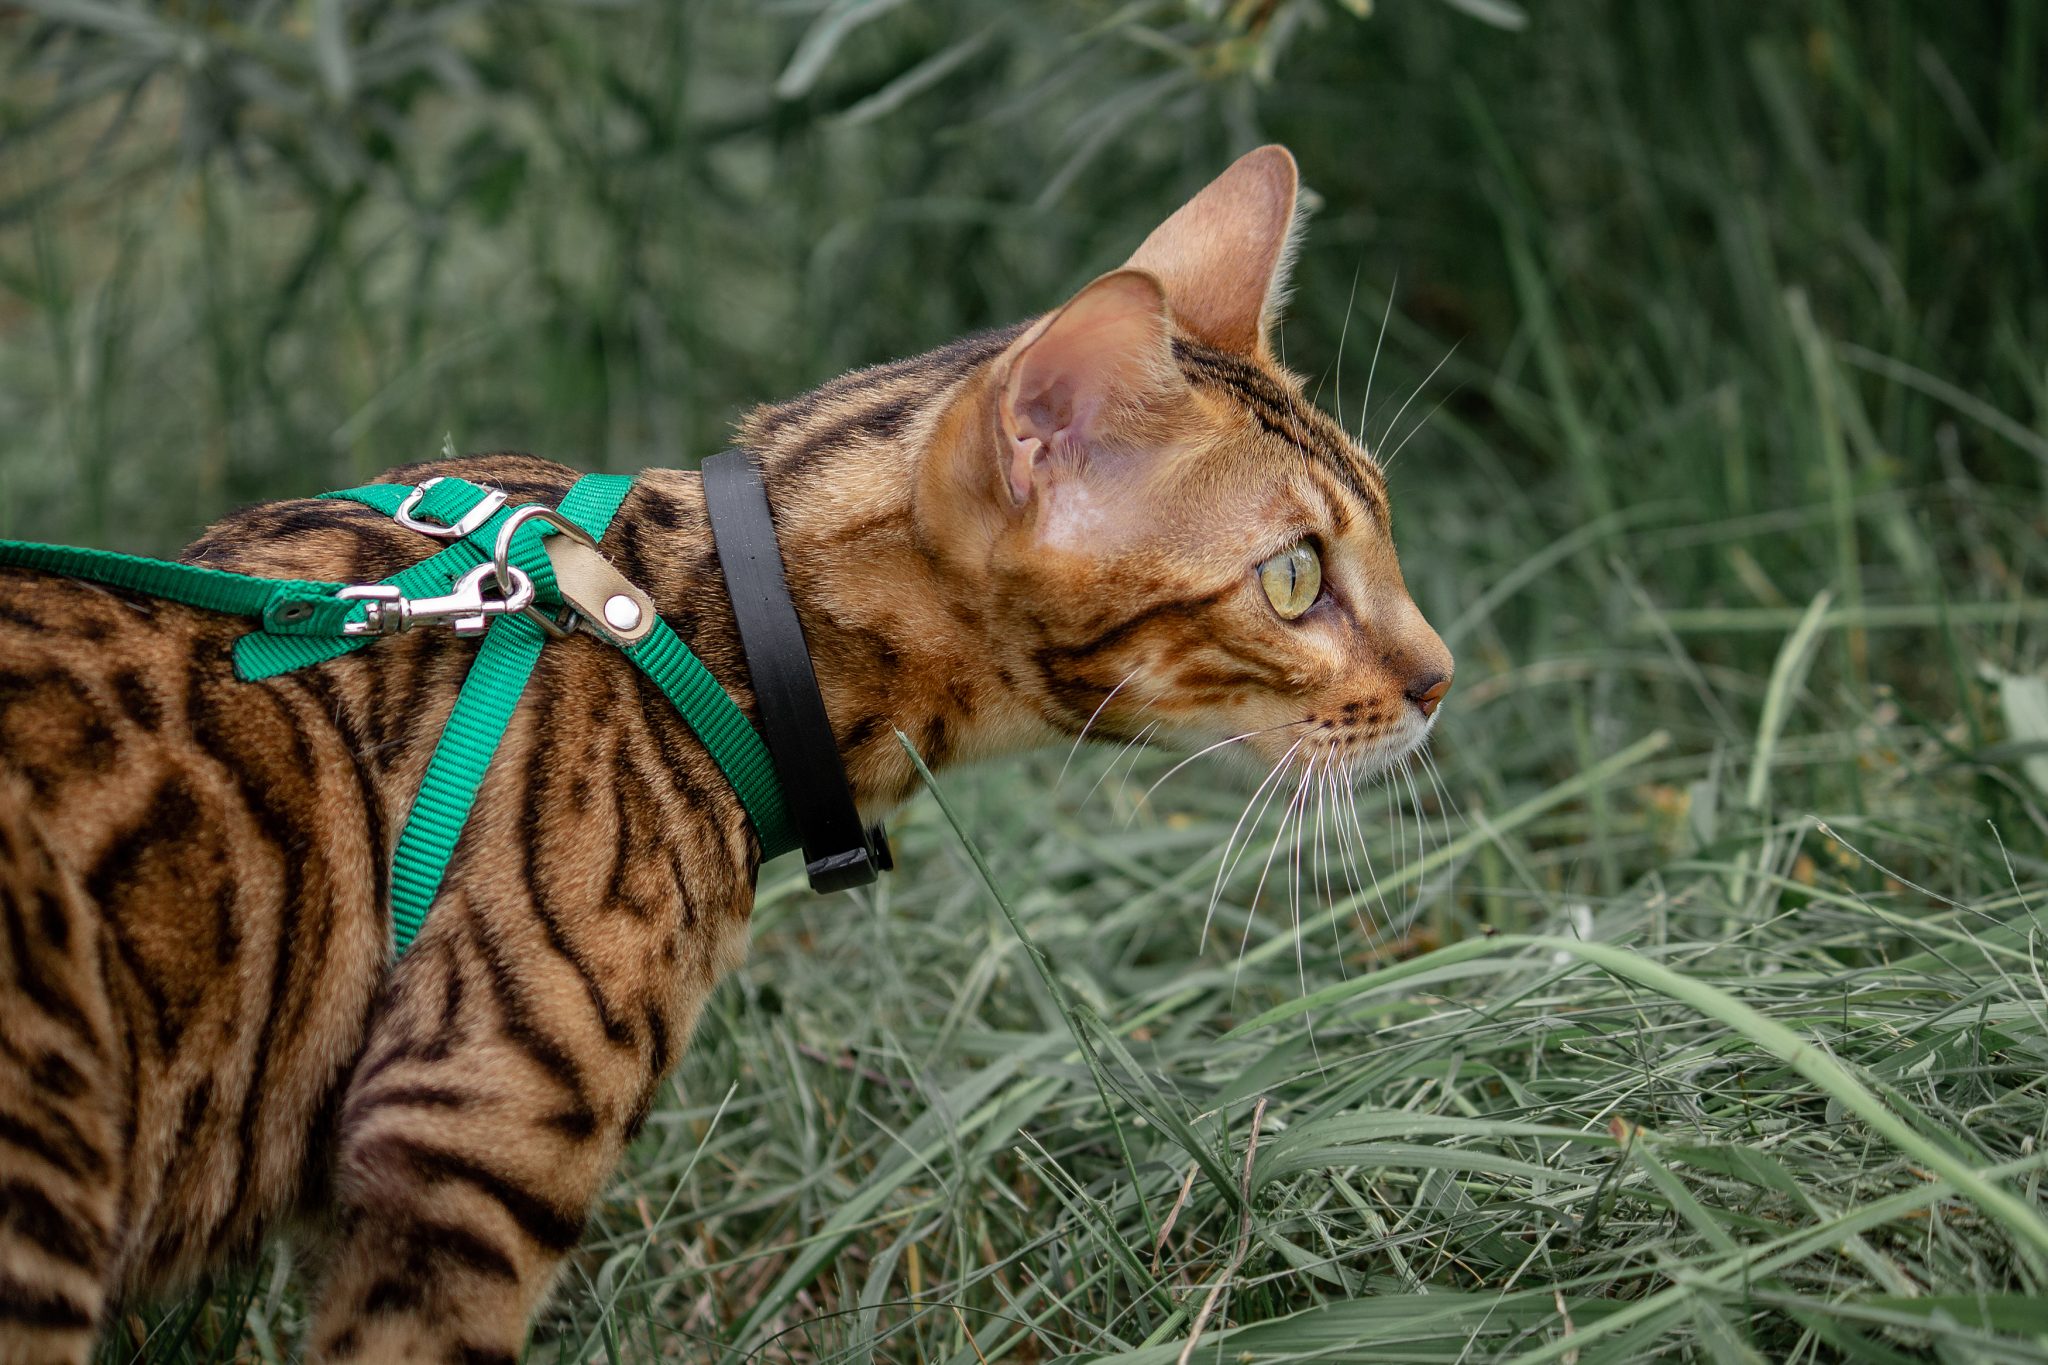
{"left": 1209, "top": 708, "right": 1437, "bottom": 790}
{"left": 1305, "top": 717, "right": 1435, "bottom": 781}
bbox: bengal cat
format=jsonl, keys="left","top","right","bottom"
{"left": 0, "top": 146, "right": 1452, "bottom": 1363}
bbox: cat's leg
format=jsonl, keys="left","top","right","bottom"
{"left": 306, "top": 892, "right": 720, "bottom": 1365}
{"left": 0, "top": 779, "right": 127, "bottom": 1365}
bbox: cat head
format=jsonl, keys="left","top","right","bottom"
{"left": 926, "top": 146, "right": 1452, "bottom": 781}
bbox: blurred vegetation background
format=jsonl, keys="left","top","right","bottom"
{"left": 6, "top": 1, "right": 2048, "bottom": 1362}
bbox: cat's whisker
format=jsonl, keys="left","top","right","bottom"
{"left": 1322, "top": 263, "right": 1361, "bottom": 427}
{"left": 1317, "top": 766, "right": 1354, "bottom": 973}
{"left": 1290, "top": 754, "right": 1317, "bottom": 914}
{"left": 1093, "top": 719, "right": 1162, "bottom": 813}
{"left": 1136, "top": 719, "right": 1311, "bottom": 811}
{"left": 1232, "top": 752, "right": 1316, "bottom": 1004}
{"left": 1079, "top": 717, "right": 1160, "bottom": 811}
{"left": 1132, "top": 640, "right": 1447, "bottom": 972}
{"left": 1056, "top": 668, "right": 1141, "bottom": 791}
{"left": 1343, "top": 774, "right": 1384, "bottom": 941}
{"left": 1292, "top": 757, "right": 1320, "bottom": 1052}
{"left": 1417, "top": 745, "right": 1460, "bottom": 914}
{"left": 1203, "top": 735, "right": 1308, "bottom": 953}
{"left": 1327, "top": 765, "right": 1376, "bottom": 933}
{"left": 1284, "top": 755, "right": 1313, "bottom": 986}
{"left": 1381, "top": 382, "right": 1460, "bottom": 474}
{"left": 1313, "top": 748, "right": 1352, "bottom": 877}
{"left": 1374, "top": 341, "right": 1458, "bottom": 468}
{"left": 1400, "top": 758, "right": 1428, "bottom": 922}
{"left": 1318, "top": 761, "right": 1349, "bottom": 950}
{"left": 1213, "top": 735, "right": 1314, "bottom": 943}
{"left": 1344, "top": 766, "right": 1395, "bottom": 941}
{"left": 1325, "top": 763, "right": 1370, "bottom": 931}
{"left": 1111, "top": 719, "right": 1176, "bottom": 811}
{"left": 1213, "top": 745, "right": 1306, "bottom": 929}
{"left": 1388, "top": 758, "right": 1411, "bottom": 920}
{"left": 1358, "top": 273, "right": 1397, "bottom": 448}
{"left": 1417, "top": 744, "right": 1456, "bottom": 819}
{"left": 1313, "top": 763, "right": 1338, "bottom": 949}
{"left": 1381, "top": 766, "right": 1399, "bottom": 904}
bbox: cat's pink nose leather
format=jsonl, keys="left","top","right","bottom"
{"left": 1408, "top": 674, "right": 1452, "bottom": 719}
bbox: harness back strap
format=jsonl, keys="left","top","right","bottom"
{"left": 355, "top": 474, "right": 624, "bottom": 952}
{"left": 235, "top": 477, "right": 551, "bottom": 679}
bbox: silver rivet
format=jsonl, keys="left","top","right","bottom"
{"left": 603, "top": 594, "right": 642, "bottom": 631}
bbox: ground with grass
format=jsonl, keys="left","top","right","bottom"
{"left": 4, "top": 1, "right": 2047, "bottom": 1361}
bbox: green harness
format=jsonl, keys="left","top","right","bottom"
{"left": 0, "top": 473, "right": 797, "bottom": 954}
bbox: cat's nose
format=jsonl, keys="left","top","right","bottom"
{"left": 1406, "top": 671, "right": 1452, "bottom": 719}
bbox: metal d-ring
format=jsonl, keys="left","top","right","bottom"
{"left": 492, "top": 503, "right": 599, "bottom": 639}
{"left": 394, "top": 477, "right": 508, "bottom": 540}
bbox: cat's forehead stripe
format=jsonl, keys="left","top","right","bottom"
{"left": 1169, "top": 340, "right": 1385, "bottom": 515}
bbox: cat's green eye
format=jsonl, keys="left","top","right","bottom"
{"left": 1258, "top": 542, "right": 1322, "bottom": 620}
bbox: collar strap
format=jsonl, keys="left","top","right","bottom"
{"left": 701, "top": 450, "right": 890, "bottom": 893}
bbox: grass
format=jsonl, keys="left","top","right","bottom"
{"left": 4, "top": 0, "right": 2047, "bottom": 1361}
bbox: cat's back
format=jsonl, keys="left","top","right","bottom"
{"left": 0, "top": 452, "right": 582, "bottom": 1295}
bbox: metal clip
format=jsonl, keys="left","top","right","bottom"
{"left": 339, "top": 562, "right": 536, "bottom": 637}
{"left": 394, "top": 477, "right": 508, "bottom": 541}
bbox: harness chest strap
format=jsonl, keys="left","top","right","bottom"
{"left": 0, "top": 473, "right": 798, "bottom": 955}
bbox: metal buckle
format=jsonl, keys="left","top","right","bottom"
{"left": 338, "top": 562, "right": 536, "bottom": 637}
{"left": 394, "top": 477, "right": 509, "bottom": 540}
{"left": 492, "top": 504, "right": 599, "bottom": 639}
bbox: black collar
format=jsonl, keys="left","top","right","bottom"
{"left": 701, "top": 450, "right": 891, "bottom": 892}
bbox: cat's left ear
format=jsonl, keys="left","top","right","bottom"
{"left": 1125, "top": 144, "right": 1302, "bottom": 361}
{"left": 996, "top": 268, "right": 1182, "bottom": 507}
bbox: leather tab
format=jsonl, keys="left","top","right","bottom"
{"left": 544, "top": 536, "right": 655, "bottom": 645}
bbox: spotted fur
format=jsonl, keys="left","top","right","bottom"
{"left": 0, "top": 146, "right": 1451, "bottom": 1362}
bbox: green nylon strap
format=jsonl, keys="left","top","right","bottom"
{"left": 318, "top": 482, "right": 410, "bottom": 516}
{"left": 317, "top": 475, "right": 484, "bottom": 522}
{"left": 0, "top": 480, "right": 542, "bottom": 679}
{"left": 0, "top": 540, "right": 355, "bottom": 633}
{"left": 626, "top": 620, "right": 795, "bottom": 856}
{"left": 387, "top": 614, "right": 548, "bottom": 953}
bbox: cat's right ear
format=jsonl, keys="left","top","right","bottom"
{"left": 995, "top": 268, "right": 1182, "bottom": 507}
{"left": 1125, "top": 145, "right": 1301, "bottom": 362}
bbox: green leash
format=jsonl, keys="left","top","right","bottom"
{"left": 0, "top": 472, "right": 797, "bottom": 955}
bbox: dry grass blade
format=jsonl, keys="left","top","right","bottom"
{"left": 1176, "top": 1096, "right": 1268, "bottom": 1365}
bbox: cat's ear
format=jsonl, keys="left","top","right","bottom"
{"left": 997, "top": 268, "right": 1181, "bottom": 506}
{"left": 1124, "top": 144, "right": 1301, "bottom": 359}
